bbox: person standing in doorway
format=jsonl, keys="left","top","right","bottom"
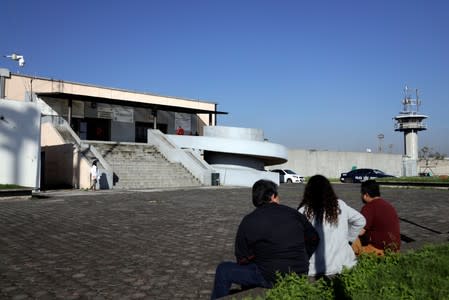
{"left": 90, "top": 161, "right": 99, "bottom": 191}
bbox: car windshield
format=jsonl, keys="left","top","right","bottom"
{"left": 285, "top": 169, "right": 297, "bottom": 175}
{"left": 373, "top": 169, "right": 386, "bottom": 175}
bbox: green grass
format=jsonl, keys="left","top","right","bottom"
{"left": 256, "top": 243, "right": 449, "bottom": 299}
{"left": 0, "top": 184, "right": 26, "bottom": 190}
{"left": 377, "top": 176, "right": 449, "bottom": 183}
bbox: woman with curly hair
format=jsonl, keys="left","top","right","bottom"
{"left": 298, "top": 175, "right": 365, "bottom": 277}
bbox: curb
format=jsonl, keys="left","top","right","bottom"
{"left": 0, "top": 188, "right": 33, "bottom": 198}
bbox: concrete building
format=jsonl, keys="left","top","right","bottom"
{"left": 2, "top": 68, "right": 418, "bottom": 189}
{"left": 3, "top": 72, "right": 225, "bottom": 139}
{"left": 0, "top": 69, "right": 286, "bottom": 189}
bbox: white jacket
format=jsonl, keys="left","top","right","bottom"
{"left": 299, "top": 199, "right": 366, "bottom": 276}
{"left": 90, "top": 165, "right": 98, "bottom": 179}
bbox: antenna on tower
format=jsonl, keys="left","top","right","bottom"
{"left": 401, "top": 85, "right": 421, "bottom": 114}
{"left": 416, "top": 88, "right": 420, "bottom": 112}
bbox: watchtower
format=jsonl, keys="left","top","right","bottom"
{"left": 394, "top": 86, "right": 428, "bottom": 160}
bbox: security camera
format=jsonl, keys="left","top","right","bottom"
{"left": 18, "top": 56, "right": 25, "bottom": 67}
{"left": 5, "top": 53, "right": 25, "bottom": 67}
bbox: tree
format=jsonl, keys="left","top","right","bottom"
{"left": 419, "top": 146, "right": 446, "bottom": 160}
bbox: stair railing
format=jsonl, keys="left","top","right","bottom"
{"left": 147, "top": 129, "right": 213, "bottom": 185}
{"left": 38, "top": 97, "right": 113, "bottom": 189}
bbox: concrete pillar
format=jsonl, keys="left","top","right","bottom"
{"left": 405, "top": 131, "right": 419, "bottom": 160}
{"left": 152, "top": 109, "right": 158, "bottom": 129}
{"left": 68, "top": 99, "right": 73, "bottom": 127}
{"left": 0, "top": 68, "right": 11, "bottom": 99}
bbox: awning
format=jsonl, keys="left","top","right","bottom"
{"left": 36, "top": 92, "right": 228, "bottom": 115}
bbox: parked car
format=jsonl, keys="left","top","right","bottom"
{"left": 270, "top": 169, "right": 305, "bottom": 183}
{"left": 340, "top": 168, "right": 395, "bottom": 183}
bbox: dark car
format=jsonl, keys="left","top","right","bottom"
{"left": 340, "top": 168, "right": 395, "bottom": 183}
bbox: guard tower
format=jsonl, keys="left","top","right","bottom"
{"left": 394, "top": 87, "right": 428, "bottom": 176}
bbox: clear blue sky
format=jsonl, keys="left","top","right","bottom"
{"left": 2, "top": 0, "right": 448, "bottom": 154}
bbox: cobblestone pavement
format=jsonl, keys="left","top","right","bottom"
{"left": 1, "top": 184, "right": 448, "bottom": 299}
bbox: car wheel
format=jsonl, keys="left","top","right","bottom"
{"left": 287, "top": 179, "right": 292, "bottom": 184}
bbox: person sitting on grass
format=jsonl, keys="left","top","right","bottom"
{"left": 210, "top": 179, "right": 319, "bottom": 299}
{"left": 298, "top": 175, "right": 366, "bottom": 277}
{"left": 352, "top": 180, "right": 401, "bottom": 255}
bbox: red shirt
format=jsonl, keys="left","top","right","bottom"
{"left": 361, "top": 198, "right": 401, "bottom": 251}
{"left": 176, "top": 127, "right": 184, "bottom": 135}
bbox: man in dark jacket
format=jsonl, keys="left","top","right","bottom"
{"left": 211, "top": 179, "right": 319, "bottom": 299}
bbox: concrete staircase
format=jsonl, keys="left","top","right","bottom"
{"left": 89, "top": 142, "right": 202, "bottom": 189}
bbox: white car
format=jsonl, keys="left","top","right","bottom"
{"left": 270, "top": 169, "right": 305, "bottom": 184}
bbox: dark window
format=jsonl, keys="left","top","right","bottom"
{"left": 135, "top": 122, "right": 168, "bottom": 143}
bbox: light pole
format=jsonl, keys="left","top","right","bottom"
{"left": 377, "top": 133, "right": 384, "bottom": 153}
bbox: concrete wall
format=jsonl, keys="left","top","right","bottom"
{"left": 273, "top": 149, "right": 403, "bottom": 178}
{"left": 419, "top": 158, "right": 449, "bottom": 176}
{"left": 212, "top": 165, "right": 279, "bottom": 187}
{"left": 40, "top": 121, "right": 93, "bottom": 189}
{"left": 0, "top": 99, "right": 41, "bottom": 188}
{"left": 41, "top": 122, "right": 65, "bottom": 145}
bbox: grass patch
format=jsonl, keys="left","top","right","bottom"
{"left": 0, "top": 184, "right": 26, "bottom": 190}
{"left": 258, "top": 243, "right": 449, "bottom": 299}
{"left": 377, "top": 176, "right": 449, "bottom": 183}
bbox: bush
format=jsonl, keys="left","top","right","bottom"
{"left": 261, "top": 244, "right": 449, "bottom": 299}
{"left": 265, "top": 273, "right": 333, "bottom": 300}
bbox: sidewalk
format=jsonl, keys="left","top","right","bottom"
{"left": 1, "top": 184, "right": 448, "bottom": 299}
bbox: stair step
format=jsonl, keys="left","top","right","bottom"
{"left": 87, "top": 142, "right": 201, "bottom": 189}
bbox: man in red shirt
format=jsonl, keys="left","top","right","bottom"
{"left": 353, "top": 180, "right": 401, "bottom": 255}
{"left": 176, "top": 126, "right": 185, "bottom": 135}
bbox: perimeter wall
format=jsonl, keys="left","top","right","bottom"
{"left": 273, "top": 149, "right": 403, "bottom": 179}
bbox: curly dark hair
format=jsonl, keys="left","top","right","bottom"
{"left": 298, "top": 175, "right": 340, "bottom": 225}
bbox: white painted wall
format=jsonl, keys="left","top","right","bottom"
{"left": 213, "top": 165, "right": 279, "bottom": 186}
{"left": 0, "top": 99, "right": 41, "bottom": 188}
{"left": 167, "top": 126, "right": 287, "bottom": 186}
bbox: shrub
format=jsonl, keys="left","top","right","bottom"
{"left": 260, "top": 244, "right": 449, "bottom": 299}
{"left": 265, "top": 273, "right": 333, "bottom": 300}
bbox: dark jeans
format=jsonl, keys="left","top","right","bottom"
{"left": 210, "top": 261, "right": 270, "bottom": 299}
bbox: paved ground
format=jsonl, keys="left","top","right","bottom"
{"left": 1, "top": 184, "right": 448, "bottom": 299}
